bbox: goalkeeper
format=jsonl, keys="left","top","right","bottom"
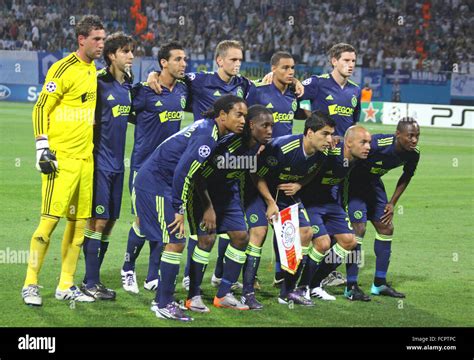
{"left": 22, "top": 15, "right": 106, "bottom": 306}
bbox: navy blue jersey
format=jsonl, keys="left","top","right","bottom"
{"left": 350, "top": 134, "right": 420, "bottom": 183}
{"left": 246, "top": 82, "right": 298, "bottom": 138}
{"left": 301, "top": 142, "right": 356, "bottom": 204}
{"left": 186, "top": 72, "right": 252, "bottom": 120}
{"left": 134, "top": 118, "right": 220, "bottom": 213}
{"left": 93, "top": 68, "right": 132, "bottom": 172}
{"left": 201, "top": 134, "right": 261, "bottom": 197}
{"left": 130, "top": 81, "right": 188, "bottom": 171}
{"left": 301, "top": 74, "right": 361, "bottom": 136}
{"left": 256, "top": 134, "right": 327, "bottom": 194}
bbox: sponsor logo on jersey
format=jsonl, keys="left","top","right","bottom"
{"left": 112, "top": 104, "right": 131, "bottom": 117}
{"left": 328, "top": 104, "right": 354, "bottom": 117}
{"left": 81, "top": 91, "right": 96, "bottom": 103}
{"left": 273, "top": 111, "right": 294, "bottom": 123}
{"left": 159, "top": 110, "right": 184, "bottom": 122}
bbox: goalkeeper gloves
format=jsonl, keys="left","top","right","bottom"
{"left": 35, "top": 136, "right": 58, "bottom": 174}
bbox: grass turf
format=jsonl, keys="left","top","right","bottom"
{"left": 0, "top": 101, "right": 473, "bottom": 327}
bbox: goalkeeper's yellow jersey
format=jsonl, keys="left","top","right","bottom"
{"left": 32, "top": 52, "right": 97, "bottom": 159}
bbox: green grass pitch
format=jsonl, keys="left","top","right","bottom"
{"left": 0, "top": 101, "right": 473, "bottom": 327}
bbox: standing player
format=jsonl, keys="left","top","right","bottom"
{"left": 300, "top": 43, "right": 361, "bottom": 138}
{"left": 299, "top": 43, "right": 362, "bottom": 287}
{"left": 120, "top": 42, "right": 188, "bottom": 294}
{"left": 345, "top": 118, "right": 421, "bottom": 298}
{"left": 298, "top": 126, "right": 372, "bottom": 301}
{"left": 253, "top": 111, "right": 335, "bottom": 305}
{"left": 185, "top": 105, "right": 274, "bottom": 312}
{"left": 80, "top": 32, "right": 134, "bottom": 300}
{"left": 22, "top": 15, "right": 105, "bottom": 306}
{"left": 133, "top": 95, "right": 247, "bottom": 321}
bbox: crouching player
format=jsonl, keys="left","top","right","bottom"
{"left": 133, "top": 95, "right": 247, "bottom": 321}
{"left": 345, "top": 118, "right": 420, "bottom": 298}
{"left": 297, "top": 126, "right": 372, "bottom": 301}
{"left": 185, "top": 105, "right": 274, "bottom": 312}
{"left": 253, "top": 111, "right": 335, "bottom": 306}
{"left": 81, "top": 32, "right": 135, "bottom": 300}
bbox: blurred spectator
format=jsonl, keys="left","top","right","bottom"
{"left": 361, "top": 84, "right": 373, "bottom": 103}
{"left": 0, "top": 0, "right": 472, "bottom": 73}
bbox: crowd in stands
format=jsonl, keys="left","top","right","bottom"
{"left": 1, "top": 0, "right": 472, "bottom": 73}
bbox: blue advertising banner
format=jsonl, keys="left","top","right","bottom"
{"left": 0, "top": 83, "right": 42, "bottom": 102}
{"left": 38, "top": 51, "right": 63, "bottom": 83}
{"left": 385, "top": 69, "right": 411, "bottom": 84}
{"left": 0, "top": 50, "right": 39, "bottom": 85}
{"left": 361, "top": 69, "right": 383, "bottom": 98}
{"left": 410, "top": 71, "right": 449, "bottom": 85}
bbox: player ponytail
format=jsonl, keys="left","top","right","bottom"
{"left": 242, "top": 105, "right": 272, "bottom": 141}
{"left": 304, "top": 111, "right": 336, "bottom": 134}
{"left": 203, "top": 94, "right": 247, "bottom": 119}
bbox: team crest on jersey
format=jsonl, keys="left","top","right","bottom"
{"left": 266, "top": 156, "right": 278, "bottom": 167}
{"left": 45, "top": 81, "right": 57, "bottom": 93}
{"left": 95, "top": 205, "right": 105, "bottom": 215}
{"left": 249, "top": 214, "right": 259, "bottom": 223}
{"left": 198, "top": 145, "right": 211, "bottom": 158}
{"left": 351, "top": 95, "right": 358, "bottom": 107}
{"left": 180, "top": 96, "right": 186, "bottom": 109}
{"left": 291, "top": 99, "right": 297, "bottom": 111}
{"left": 236, "top": 87, "right": 244, "bottom": 98}
{"left": 353, "top": 210, "right": 363, "bottom": 220}
{"left": 302, "top": 78, "right": 312, "bottom": 86}
{"left": 312, "top": 225, "right": 320, "bottom": 234}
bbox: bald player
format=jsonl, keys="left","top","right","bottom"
{"left": 295, "top": 125, "right": 372, "bottom": 301}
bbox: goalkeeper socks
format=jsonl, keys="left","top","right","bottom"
{"left": 184, "top": 236, "right": 198, "bottom": 278}
{"left": 98, "top": 235, "right": 109, "bottom": 268}
{"left": 188, "top": 246, "right": 210, "bottom": 298}
{"left": 83, "top": 229, "right": 102, "bottom": 287}
{"left": 242, "top": 243, "right": 262, "bottom": 295}
{"left": 58, "top": 219, "right": 86, "bottom": 290}
{"left": 156, "top": 251, "right": 182, "bottom": 308}
{"left": 374, "top": 234, "right": 392, "bottom": 286}
{"left": 214, "top": 236, "right": 230, "bottom": 278}
{"left": 122, "top": 224, "right": 145, "bottom": 272}
{"left": 24, "top": 215, "right": 59, "bottom": 286}
{"left": 310, "top": 243, "right": 350, "bottom": 289}
{"left": 299, "top": 247, "right": 325, "bottom": 288}
{"left": 346, "top": 240, "right": 363, "bottom": 288}
{"left": 216, "top": 245, "right": 247, "bottom": 298}
{"left": 145, "top": 241, "right": 163, "bottom": 283}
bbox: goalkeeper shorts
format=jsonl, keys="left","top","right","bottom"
{"left": 41, "top": 154, "right": 93, "bottom": 219}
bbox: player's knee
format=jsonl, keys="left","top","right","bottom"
{"left": 89, "top": 219, "right": 108, "bottom": 233}
{"left": 198, "top": 235, "right": 216, "bottom": 250}
{"left": 71, "top": 219, "right": 87, "bottom": 247}
{"left": 249, "top": 226, "right": 267, "bottom": 247}
{"left": 337, "top": 234, "right": 357, "bottom": 251}
{"left": 231, "top": 231, "right": 249, "bottom": 249}
{"left": 300, "top": 227, "right": 313, "bottom": 246}
{"left": 165, "top": 242, "right": 185, "bottom": 253}
{"left": 375, "top": 222, "right": 394, "bottom": 236}
{"left": 352, "top": 222, "right": 366, "bottom": 237}
{"left": 33, "top": 215, "right": 60, "bottom": 245}
{"left": 315, "top": 235, "right": 331, "bottom": 253}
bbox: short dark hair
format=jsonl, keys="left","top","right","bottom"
{"left": 397, "top": 117, "right": 419, "bottom": 132}
{"left": 75, "top": 15, "right": 104, "bottom": 39}
{"left": 103, "top": 32, "right": 135, "bottom": 66}
{"left": 270, "top": 51, "right": 293, "bottom": 66}
{"left": 158, "top": 41, "right": 185, "bottom": 69}
{"left": 203, "top": 94, "right": 247, "bottom": 119}
{"left": 243, "top": 104, "right": 273, "bottom": 140}
{"left": 304, "top": 111, "right": 336, "bottom": 135}
{"left": 327, "top": 43, "right": 356, "bottom": 61}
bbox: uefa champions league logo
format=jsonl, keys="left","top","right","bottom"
{"left": 282, "top": 220, "right": 296, "bottom": 250}
{"left": 198, "top": 145, "right": 211, "bottom": 158}
{"left": 45, "top": 81, "right": 57, "bottom": 93}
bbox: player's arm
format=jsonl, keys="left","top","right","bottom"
{"left": 32, "top": 73, "right": 66, "bottom": 174}
{"left": 259, "top": 73, "right": 304, "bottom": 97}
{"left": 251, "top": 144, "right": 280, "bottom": 221}
{"left": 171, "top": 135, "right": 216, "bottom": 218}
{"left": 194, "top": 170, "right": 216, "bottom": 233}
{"left": 381, "top": 153, "right": 420, "bottom": 225}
